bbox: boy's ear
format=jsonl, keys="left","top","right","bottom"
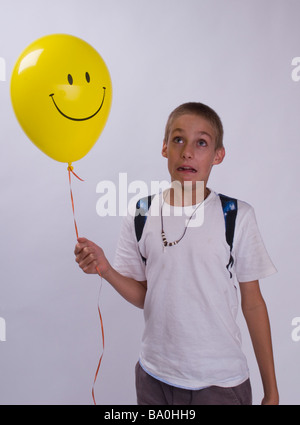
{"left": 162, "top": 140, "right": 168, "bottom": 158}
{"left": 213, "top": 147, "right": 225, "bottom": 165}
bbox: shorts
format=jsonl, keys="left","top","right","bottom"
{"left": 135, "top": 361, "right": 252, "bottom": 405}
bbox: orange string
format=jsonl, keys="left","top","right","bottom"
{"left": 68, "top": 165, "right": 84, "bottom": 182}
{"left": 67, "top": 164, "right": 105, "bottom": 406}
{"left": 67, "top": 166, "right": 80, "bottom": 239}
{"left": 92, "top": 266, "right": 105, "bottom": 405}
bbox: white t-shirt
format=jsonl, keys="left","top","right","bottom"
{"left": 114, "top": 190, "right": 277, "bottom": 389}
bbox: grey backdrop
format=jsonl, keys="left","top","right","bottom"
{"left": 0, "top": 0, "right": 299, "bottom": 405}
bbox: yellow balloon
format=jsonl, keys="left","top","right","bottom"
{"left": 11, "top": 34, "right": 112, "bottom": 164}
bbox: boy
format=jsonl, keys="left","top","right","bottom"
{"left": 74, "top": 103, "right": 279, "bottom": 405}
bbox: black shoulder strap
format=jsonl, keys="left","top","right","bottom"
{"left": 134, "top": 194, "right": 154, "bottom": 264}
{"left": 134, "top": 194, "right": 155, "bottom": 242}
{"left": 219, "top": 194, "right": 238, "bottom": 278}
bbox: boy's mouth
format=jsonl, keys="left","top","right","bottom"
{"left": 177, "top": 166, "right": 197, "bottom": 173}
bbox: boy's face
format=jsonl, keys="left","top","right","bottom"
{"left": 162, "top": 113, "right": 225, "bottom": 190}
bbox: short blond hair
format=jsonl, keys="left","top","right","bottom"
{"left": 164, "top": 102, "right": 224, "bottom": 150}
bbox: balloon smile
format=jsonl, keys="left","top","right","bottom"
{"left": 49, "top": 86, "right": 106, "bottom": 121}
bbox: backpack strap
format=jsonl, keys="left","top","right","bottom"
{"left": 134, "top": 194, "right": 155, "bottom": 264}
{"left": 219, "top": 194, "right": 238, "bottom": 278}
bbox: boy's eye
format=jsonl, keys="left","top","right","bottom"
{"left": 173, "top": 137, "right": 184, "bottom": 144}
{"left": 198, "top": 139, "right": 207, "bottom": 147}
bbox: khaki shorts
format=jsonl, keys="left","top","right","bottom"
{"left": 135, "top": 361, "right": 252, "bottom": 405}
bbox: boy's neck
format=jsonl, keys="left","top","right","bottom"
{"left": 164, "top": 180, "right": 209, "bottom": 207}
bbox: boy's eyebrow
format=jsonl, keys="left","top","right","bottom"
{"left": 171, "top": 128, "right": 213, "bottom": 140}
{"left": 171, "top": 128, "right": 184, "bottom": 134}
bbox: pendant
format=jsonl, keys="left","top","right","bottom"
{"left": 161, "top": 231, "right": 168, "bottom": 247}
{"left": 161, "top": 230, "right": 179, "bottom": 248}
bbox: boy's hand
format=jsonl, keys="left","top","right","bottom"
{"left": 74, "top": 237, "right": 110, "bottom": 277}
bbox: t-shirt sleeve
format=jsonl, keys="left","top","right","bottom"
{"left": 113, "top": 213, "right": 147, "bottom": 282}
{"left": 234, "top": 203, "right": 277, "bottom": 283}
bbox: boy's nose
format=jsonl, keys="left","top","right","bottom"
{"left": 181, "top": 145, "right": 194, "bottom": 159}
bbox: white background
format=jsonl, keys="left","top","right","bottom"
{"left": 0, "top": 0, "right": 299, "bottom": 405}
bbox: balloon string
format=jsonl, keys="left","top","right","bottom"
{"left": 92, "top": 267, "right": 105, "bottom": 406}
{"left": 67, "top": 164, "right": 105, "bottom": 406}
{"left": 68, "top": 163, "right": 84, "bottom": 182}
{"left": 67, "top": 165, "right": 81, "bottom": 238}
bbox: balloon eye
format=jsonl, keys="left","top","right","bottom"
{"left": 68, "top": 74, "right": 73, "bottom": 85}
{"left": 85, "top": 72, "right": 90, "bottom": 83}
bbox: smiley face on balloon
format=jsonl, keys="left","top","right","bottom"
{"left": 11, "top": 34, "right": 112, "bottom": 164}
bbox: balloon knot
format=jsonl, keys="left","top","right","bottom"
{"left": 67, "top": 163, "right": 84, "bottom": 182}
{"left": 67, "top": 163, "right": 74, "bottom": 172}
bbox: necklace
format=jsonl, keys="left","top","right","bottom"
{"left": 160, "top": 189, "right": 208, "bottom": 249}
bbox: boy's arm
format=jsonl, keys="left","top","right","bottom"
{"left": 74, "top": 237, "right": 147, "bottom": 309}
{"left": 239, "top": 280, "right": 279, "bottom": 405}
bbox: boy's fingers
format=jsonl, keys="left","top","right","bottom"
{"left": 77, "top": 252, "right": 98, "bottom": 273}
{"left": 75, "top": 247, "right": 91, "bottom": 261}
{"left": 79, "top": 255, "right": 95, "bottom": 270}
{"left": 74, "top": 243, "right": 83, "bottom": 255}
{"left": 74, "top": 238, "right": 91, "bottom": 255}
{"left": 74, "top": 238, "right": 102, "bottom": 273}
{"left": 77, "top": 237, "right": 88, "bottom": 243}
